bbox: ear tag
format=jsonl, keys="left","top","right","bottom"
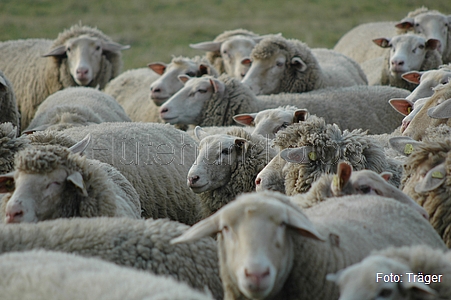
{"left": 407, "top": 107, "right": 412, "bottom": 114}
{"left": 308, "top": 151, "right": 317, "bottom": 161}
{"left": 431, "top": 171, "right": 444, "bottom": 179}
{"left": 5, "top": 179, "right": 14, "bottom": 192}
{"left": 332, "top": 175, "right": 339, "bottom": 188}
{"left": 404, "top": 144, "right": 414, "bottom": 155}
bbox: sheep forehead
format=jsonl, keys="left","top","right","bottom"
{"left": 349, "top": 170, "right": 386, "bottom": 188}
{"left": 255, "top": 109, "right": 293, "bottom": 124}
{"left": 199, "top": 135, "right": 237, "bottom": 151}
{"left": 15, "top": 168, "right": 67, "bottom": 185}
{"left": 170, "top": 58, "right": 197, "bottom": 71}
{"left": 223, "top": 36, "right": 256, "bottom": 50}
{"left": 66, "top": 35, "right": 101, "bottom": 48}
{"left": 391, "top": 34, "right": 426, "bottom": 48}
{"left": 415, "top": 12, "right": 449, "bottom": 25}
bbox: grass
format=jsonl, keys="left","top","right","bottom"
{"left": 0, "top": 0, "right": 449, "bottom": 71}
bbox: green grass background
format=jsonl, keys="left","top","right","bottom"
{"left": 0, "top": 1, "right": 448, "bottom": 71}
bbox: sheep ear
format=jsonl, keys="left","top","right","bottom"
{"left": 398, "top": 280, "right": 438, "bottom": 298}
{"left": 22, "top": 124, "right": 50, "bottom": 135}
{"left": 0, "top": 76, "right": 6, "bottom": 90}
{"left": 395, "top": 18, "right": 414, "bottom": 30}
{"left": 171, "top": 214, "right": 220, "bottom": 244}
{"left": 189, "top": 41, "right": 222, "bottom": 52}
{"left": 252, "top": 34, "right": 281, "bottom": 43}
{"left": 235, "top": 138, "right": 249, "bottom": 153}
{"left": 293, "top": 109, "right": 309, "bottom": 123}
{"left": 194, "top": 126, "right": 209, "bottom": 141}
{"left": 415, "top": 163, "right": 446, "bottom": 193}
{"left": 425, "top": 39, "right": 441, "bottom": 51}
{"left": 380, "top": 172, "right": 393, "bottom": 182}
{"left": 291, "top": 57, "right": 307, "bottom": 72}
{"left": 0, "top": 172, "right": 15, "bottom": 193}
{"left": 178, "top": 75, "right": 191, "bottom": 84}
{"left": 373, "top": 38, "right": 391, "bottom": 48}
{"left": 233, "top": 113, "right": 257, "bottom": 126}
{"left": 280, "top": 146, "right": 316, "bottom": 164}
{"left": 69, "top": 134, "right": 91, "bottom": 155}
{"left": 427, "top": 98, "right": 451, "bottom": 119}
{"left": 389, "top": 137, "right": 421, "bottom": 156}
{"left": 285, "top": 204, "right": 325, "bottom": 241}
{"left": 241, "top": 58, "right": 252, "bottom": 66}
{"left": 42, "top": 45, "right": 67, "bottom": 57}
{"left": 67, "top": 171, "right": 88, "bottom": 197}
{"left": 209, "top": 78, "right": 225, "bottom": 96}
{"left": 198, "top": 64, "right": 209, "bottom": 76}
{"left": 102, "top": 41, "right": 130, "bottom": 53}
{"left": 389, "top": 98, "right": 413, "bottom": 116}
{"left": 148, "top": 62, "right": 167, "bottom": 75}
{"left": 332, "top": 162, "right": 352, "bottom": 194}
{"left": 401, "top": 71, "right": 423, "bottom": 84}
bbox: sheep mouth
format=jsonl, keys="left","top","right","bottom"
{"left": 150, "top": 97, "right": 169, "bottom": 106}
{"left": 160, "top": 116, "right": 178, "bottom": 123}
{"left": 189, "top": 183, "right": 209, "bottom": 193}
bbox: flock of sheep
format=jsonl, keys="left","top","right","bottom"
{"left": 0, "top": 6, "right": 451, "bottom": 300}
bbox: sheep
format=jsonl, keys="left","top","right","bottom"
{"left": 0, "top": 217, "right": 222, "bottom": 299}
{"left": 0, "top": 250, "right": 215, "bottom": 300}
{"left": 241, "top": 35, "right": 367, "bottom": 95}
{"left": 159, "top": 74, "right": 409, "bottom": 134}
{"left": 187, "top": 126, "right": 277, "bottom": 218}
{"left": 390, "top": 97, "right": 430, "bottom": 133}
{"left": 254, "top": 115, "right": 403, "bottom": 195}
{"left": 190, "top": 29, "right": 264, "bottom": 79}
{"left": 0, "top": 24, "right": 129, "bottom": 129}
{"left": 400, "top": 138, "right": 451, "bottom": 247}
{"left": 233, "top": 105, "right": 309, "bottom": 140}
{"left": 0, "top": 71, "right": 20, "bottom": 132}
{"left": 25, "top": 86, "right": 131, "bottom": 133}
{"left": 0, "top": 136, "right": 141, "bottom": 223}
{"left": 291, "top": 161, "right": 429, "bottom": 220}
{"left": 149, "top": 55, "right": 219, "bottom": 106}
{"left": 403, "top": 81, "right": 451, "bottom": 140}
{"left": 60, "top": 122, "right": 202, "bottom": 225}
{"left": 327, "top": 245, "right": 451, "bottom": 300}
{"left": 361, "top": 34, "right": 442, "bottom": 90}
{"left": 171, "top": 191, "right": 446, "bottom": 300}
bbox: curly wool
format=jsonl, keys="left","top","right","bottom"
{"left": 251, "top": 36, "right": 323, "bottom": 93}
{"left": 198, "top": 128, "right": 275, "bottom": 217}
{"left": 0, "top": 123, "right": 29, "bottom": 174}
{"left": 205, "top": 29, "right": 258, "bottom": 74}
{"left": 0, "top": 71, "right": 20, "bottom": 131}
{"left": 274, "top": 116, "right": 392, "bottom": 194}
{"left": 401, "top": 140, "right": 451, "bottom": 246}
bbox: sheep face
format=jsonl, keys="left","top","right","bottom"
{"left": 149, "top": 58, "right": 211, "bottom": 106}
{"left": 403, "top": 68, "right": 451, "bottom": 102}
{"left": 159, "top": 77, "right": 221, "bottom": 125}
{"left": 187, "top": 135, "right": 246, "bottom": 193}
{"left": 172, "top": 191, "right": 324, "bottom": 300}
{"left": 220, "top": 36, "right": 255, "bottom": 80}
{"left": 327, "top": 255, "right": 436, "bottom": 300}
{"left": 1, "top": 168, "right": 72, "bottom": 223}
{"left": 255, "top": 153, "right": 287, "bottom": 193}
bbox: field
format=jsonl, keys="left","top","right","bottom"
{"left": 0, "top": 0, "right": 449, "bottom": 71}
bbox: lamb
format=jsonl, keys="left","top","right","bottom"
{"left": 0, "top": 24, "right": 129, "bottom": 129}
{"left": 60, "top": 122, "right": 202, "bottom": 225}
{"left": 159, "top": 74, "right": 409, "bottom": 134}
{"left": 0, "top": 250, "right": 215, "bottom": 300}
{"left": 171, "top": 191, "right": 446, "bottom": 300}
{"left": 400, "top": 138, "right": 451, "bottom": 247}
{"left": 0, "top": 136, "right": 141, "bottom": 223}
{"left": 190, "top": 29, "right": 263, "bottom": 79}
{"left": 327, "top": 245, "right": 451, "bottom": 300}
{"left": 25, "top": 87, "right": 131, "bottom": 133}
{"left": 241, "top": 35, "right": 368, "bottom": 95}
{"left": 149, "top": 55, "right": 219, "bottom": 106}
{"left": 0, "top": 71, "right": 20, "bottom": 132}
{"left": 403, "top": 81, "right": 451, "bottom": 140}
{"left": 233, "top": 106, "right": 309, "bottom": 139}
{"left": 0, "top": 217, "right": 222, "bottom": 300}
{"left": 187, "top": 126, "right": 277, "bottom": 218}
{"left": 291, "top": 161, "right": 429, "bottom": 220}
{"left": 361, "top": 34, "right": 442, "bottom": 90}
{"left": 254, "top": 115, "right": 403, "bottom": 195}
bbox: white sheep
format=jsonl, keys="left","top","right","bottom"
{"left": 60, "top": 122, "right": 202, "bottom": 225}
{"left": 233, "top": 105, "right": 309, "bottom": 139}
{"left": 390, "top": 97, "right": 430, "bottom": 133}
{"left": 0, "top": 71, "right": 20, "bottom": 132}
{"left": 0, "top": 217, "right": 222, "bottom": 299}
{"left": 241, "top": 35, "right": 368, "bottom": 95}
{"left": 190, "top": 28, "right": 267, "bottom": 79}
{"left": 25, "top": 86, "right": 131, "bottom": 133}
{"left": 327, "top": 245, "right": 451, "bottom": 300}
{"left": 361, "top": 34, "right": 442, "bottom": 90}
{"left": 0, "top": 24, "right": 129, "bottom": 129}
{"left": 187, "top": 126, "right": 277, "bottom": 218}
{"left": 0, "top": 250, "right": 215, "bottom": 300}
{"left": 0, "top": 135, "right": 141, "bottom": 223}
{"left": 172, "top": 191, "right": 446, "bottom": 300}
{"left": 159, "top": 74, "right": 409, "bottom": 134}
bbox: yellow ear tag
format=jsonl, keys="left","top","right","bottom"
{"left": 332, "top": 175, "right": 339, "bottom": 188}
{"left": 308, "top": 151, "right": 317, "bottom": 161}
{"left": 431, "top": 171, "right": 444, "bottom": 179}
{"left": 407, "top": 107, "right": 412, "bottom": 114}
{"left": 404, "top": 144, "right": 413, "bottom": 155}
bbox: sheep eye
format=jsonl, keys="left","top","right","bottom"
{"left": 358, "top": 185, "right": 371, "bottom": 194}
{"left": 378, "top": 288, "right": 392, "bottom": 298}
{"left": 222, "top": 50, "right": 227, "bottom": 54}
{"left": 198, "top": 89, "right": 207, "bottom": 94}
{"left": 47, "top": 182, "right": 61, "bottom": 189}
{"left": 221, "top": 148, "right": 231, "bottom": 155}
{"left": 67, "top": 47, "right": 71, "bottom": 52}
{"left": 95, "top": 46, "right": 101, "bottom": 51}
{"left": 222, "top": 225, "right": 229, "bottom": 232}
{"left": 276, "top": 61, "right": 284, "bottom": 67}
{"left": 418, "top": 44, "right": 425, "bottom": 50}
{"left": 186, "top": 71, "right": 195, "bottom": 77}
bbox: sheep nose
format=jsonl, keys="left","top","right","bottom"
{"left": 244, "top": 267, "right": 270, "bottom": 286}
{"left": 188, "top": 175, "right": 200, "bottom": 185}
{"left": 255, "top": 177, "right": 262, "bottom": 186}
{"left": 5, "top": 209, "right": 24, "bottom": 224}
{"left": 391, "top": 60, "right": 404, "bottom": 66}
{"left": 76, "top": 67, "right": 89, "bottom": 75}
{"left": 160, "top": 107, "right": 169, "bottom": 114}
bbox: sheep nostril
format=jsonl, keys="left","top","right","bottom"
{"left": 160, "top": 107, "right": 169, "bottom": 114}
{"left": 255, "top": 177, "right": 261, "bottom": 185}
{"left": 190, "top": 175, "right": 200, "bottom": 185}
